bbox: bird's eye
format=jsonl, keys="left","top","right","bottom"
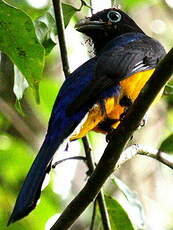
{"left": 107, "top": 11, "right": 122, "bottom": 23}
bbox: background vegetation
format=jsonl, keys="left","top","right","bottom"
{"left": 1, "top": 0, "right": 173, "bottom": 229}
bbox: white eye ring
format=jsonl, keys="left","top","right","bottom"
{"left": 107, "top": 11, "right": 122, "bottom": 23}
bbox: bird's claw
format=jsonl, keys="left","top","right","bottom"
{"left": 106, "top": 129, "right": 115, "bottom": 142}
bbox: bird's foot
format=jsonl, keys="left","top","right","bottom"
{"left": 119, "top": 106, "right": 130, "bottom": 121}
{"left": 106, "top": 128, "right": 115, "bottom": 142}
{"left": 138, "top": 114, "right": 148, "bottom": 129}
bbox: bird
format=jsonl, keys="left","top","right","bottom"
{"left": 8, "top": 8, "right": 166, "bottom": 224}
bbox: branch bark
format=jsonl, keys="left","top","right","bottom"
{"left": 0, "top": 97, "right": 38, "bottom": 148}
{"left": 50, "top": 47, "right": 173, "bottom": 229}
{"left": 52, "top": 0, "right": 70, "bottom": 77}
{"left": 116, "top": 144, "right": 173, "bottom": 170}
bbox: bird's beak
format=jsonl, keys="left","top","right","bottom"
{"left": 75, "top": 18, "right": 107, "bottom": 32}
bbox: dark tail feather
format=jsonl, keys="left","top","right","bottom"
{"left": 8, "top": 139, "right": 60, "bottom": 225}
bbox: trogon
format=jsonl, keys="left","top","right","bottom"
{"left": 8, "top": 8, "right": 166, "bottom": 224}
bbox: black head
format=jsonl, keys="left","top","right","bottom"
{"left": 75, "top": 8, "right": 145, "bottom": 52}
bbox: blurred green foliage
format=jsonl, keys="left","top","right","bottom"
{"left": 1, "top": 0, "right": 173, "bottom": 229}
{"left": 121, "top": 0, "right": 157, "bottom": 11}
{"left": 0, "top": 133, "right": 62, "bottom": 230}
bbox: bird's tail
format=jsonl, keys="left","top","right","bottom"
{"left": 8, "top": 138, "right": 60, "bottom": 225}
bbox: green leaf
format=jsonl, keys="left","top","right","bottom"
{"left": 62, "top": 3, "right": 78, "bottom": 27}
{"left": 35, "top": 12, "right": 57, "bottom": 55}
{"left": 164, "top": 84, "right": 173, "bottom": 95}
{"left": 113, "top": 177, "right": 145, "bottom": 229}
{"left": 159, "top": 134, "right": 173, "bottom": 153}
{"left": 105, "top": 195, "right": 135, "bottom": 230}
{"left": 0, "top": 1, "right": 45, "bottom": 88}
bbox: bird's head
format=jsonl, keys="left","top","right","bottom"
{"left": 75, "top": 8, "right": 144, "bottom": 52}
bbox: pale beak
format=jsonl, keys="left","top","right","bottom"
{"left": 75, "top": 18, "right": 107, "bottom": 32}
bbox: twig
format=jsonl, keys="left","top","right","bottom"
{"left": 82, "top": 137, "right": 94, "bottom": 171}
{"left": 138, "top": 146, "right": 173, "bottom": 170}
{"left": 89, "top": 0, "right": 93, "bottom": 14}
{"left": 96, "top": 191, "right": 111, "bottom": 230}
{"left": 78, "top": 1, "right": 92, "bottom": 11}
{"left": 50, "top": 47, "right": 173, "bottom": 230}
{"left": 116, "top": 144, "right": 173, "bottom": 170}
{"left": 139, "top": 149, "right": 173, "bottom": 170}
{"left": 52, "top": 156, "right": 86, "bottom": 168}
{"left": 82, "top": 137, "right": 111, "bottom": 230}
{"left": 52, "top": 0, "right": 70, "bottom": 77}
{"left": 90, "top": 199, "right": 97, "bottom": 230}
{"left": 0, "top": 97, "right": 38, "bottom": 148}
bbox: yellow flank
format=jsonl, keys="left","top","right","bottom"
{"left": 70, "top": 68, "right": 162, "bottom": 141}
{"left": 120, "top": 69, "right": 155, "bottom": 101}
{"left": 120, "top": 68, "right": 164, "bottom": 105}
{"left": 70, "top": 104, "right": 103, "bottom": 140}
{"left": 70, "top": 96, "right": 119, "bottom": 140}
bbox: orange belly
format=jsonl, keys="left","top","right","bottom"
{"left": 70, "top": 69, "right": 162, "bottom": 140}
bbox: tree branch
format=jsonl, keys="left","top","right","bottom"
{"left": 52, "top": 0, "right": 70, "bottom": 77}
{"left": 52, "top": 156, "right": 86, "bottom": 168}
{"left": 50, "top": 47, "right": 173, "bottom": 230}
{"left": 0, "top": 97, "right": 38, "bottom": 148}
{"left": 90, "top": 199, "right": 97, "bottom": 230}
{"left": 116, "top": 144, "right": 173, "bottom": 170}
{"left": 89, "top": 0, "right": 93, "bottom": 14}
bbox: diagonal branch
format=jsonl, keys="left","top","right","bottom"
{"left": 0, "top": 97, "right": 38, "bottom": 148}
{"left": 50, "top": 47, "right": 173, "bottom": 230}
